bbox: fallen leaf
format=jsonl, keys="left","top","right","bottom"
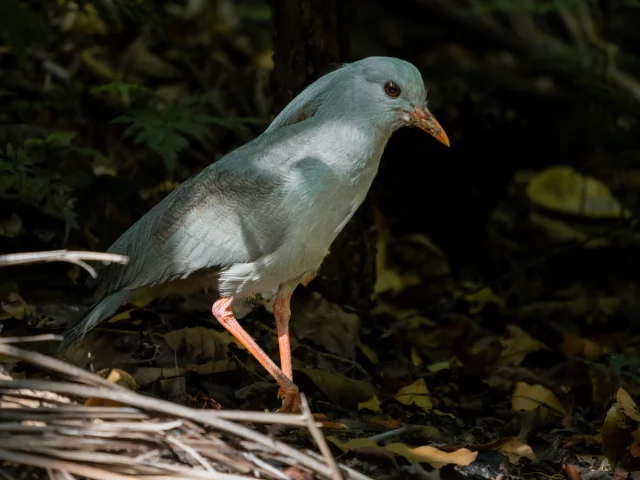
{"left": 0, "top": 292, "right": 35, "bottom": 320}
{"left": 481, "top": 437, "right": 536, "bottom": 464}
{"left": 394, "top": 378, "right": 433, "bottom": 413}
{"left": 297, "top": 368, "right": 374, "bottom": 408}
{"left": 384, "top": 443, "right": 477, "bottom": 469}
{"left": 465, "top": 287, "right": 501, "bottom": 315}
{"left": 86, "top": 369, "right": 138, "bottom": 407}
{"left": 357, "top": 343, "right": 379, "bottom": 364}
{"left": 291, "top": 292, "right": 360, "bottom": 359}
{"left": 561, "top": 332, "right": 605, "bottom": 360}
{"left": 602, "top": 402, "right": 633, "bottom": 468}
{"left": 526, "top": 166, "right": 631, "bottom": 218}
{"left": 617, "top": 388, "right": 640, "bottom": 421}
{"left": 500, "top": 325, "right": 547, "bottom": 366}
{"left": 164, "top": 327, "right": 244, "bottom": 361}
{"left": 512, "top": 382, "right": 567, "bottom": 416}
{"left": 358, "top": 394, "right": 382, "bottom": 413}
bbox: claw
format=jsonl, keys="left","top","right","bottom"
{"left": 278, "top": 382, "right": 301, "bottom": 413}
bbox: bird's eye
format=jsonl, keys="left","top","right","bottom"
{"left": 384, "top": 81, "right": 401, "bottom": 98}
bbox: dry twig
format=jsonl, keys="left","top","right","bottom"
{"left": 0, "top": 250, "right": 129, "bottom": 279}
{"left": 0, "top": 341, "right": 370, "bottom": 480}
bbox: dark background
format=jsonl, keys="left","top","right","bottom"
{"left": 1, "top": 1, "right": 640, "bottom": 476}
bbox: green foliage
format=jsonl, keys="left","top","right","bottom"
{"left": 111, "top": 92, "right": 256, "bottom": 172}
{"left": 0, "top": 132, "right": 100, "bottom": 233}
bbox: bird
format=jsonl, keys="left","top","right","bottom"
{"left": 61, "top": 56, "right": 450, "bottom": 413}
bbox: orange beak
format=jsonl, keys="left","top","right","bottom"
{"left": 406, "top": 105, "right": 450, "bottom": 147}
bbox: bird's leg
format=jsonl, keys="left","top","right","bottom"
{"left": 300, "top": 271, "right": 316, "bottom": 287}
{"left": 212, "top": 296, "right": 299, "bottom": 413}
{"left": 273, "top": 281, "right": 298, "bottom": 380}
{"left": 273, "top": 281, "right": 300, "bottom": 412}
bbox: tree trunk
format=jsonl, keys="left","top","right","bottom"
{"left": 269, "top": 0, "right": 376, "bottom": 312}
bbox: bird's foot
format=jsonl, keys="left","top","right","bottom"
{"left": 277, "top": 382, "right": 301, "bottom": 413}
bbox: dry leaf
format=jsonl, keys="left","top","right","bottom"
{"left": 511, "top": 382, "right": 567, "bottom": 416}
{"left": 561, "top": 332, "right": 604, "bottom": 360}
{"left": 617, "top": 388, "right": 640, "bottom": 421}
{"left": 1, "top": 292, "right": 35, "bottom": 320}
{"left": 291, "top": 292, "right": 360, "bottom": 359}
{"left": 394, "top": 378, "right": 433, "bottom": 413}
{"left": 602, "top": 402, "right": 633, "bottom": 468}
{"left": 164, "top": 327, "right": 244, "bottom": 361}
{"left": 500, "top": 325, "right": 547, "bottom": 365}
{"left": 358, "top": 394, "right": 382, "bottom": 413}
{"left": 481, "top": 437, "right": 536, "bottom": 464}
{"left": 384, "top": 443, "right": 477, "bottom": 469}
{"left": 526, "top": 166, "right": 631, "bottom": 218}
{"left": 465, "top": 287, "right": 501, "bottom": 315}
{"left": 86, "top": 368, "right": 137, "bottom": 407}
{"left": 297, "top": 368, "right": 374, "bottom": 408}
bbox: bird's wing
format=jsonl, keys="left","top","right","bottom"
{"left": 95, "top": 160, "right": 289, "bottom": 297}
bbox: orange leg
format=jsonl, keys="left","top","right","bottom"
{"left": 273, "top": 282, "right": 298, "bottom": 381}
{"left": 212, "top": 296, "right": 300, "bottom": 413}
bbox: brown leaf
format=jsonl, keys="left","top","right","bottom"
{"left": 291, "top": 292, "right": 360, "bottom": 359}
{"left": 384, "top": 443, "right": 477, "bottom": 469}
{"left": 480, "top": 436, "right": 536, "bottom": 464}
{"left": 561, "top": 332, "right": 604, "bottom": 360}
{"left": 500, "top": 325, "right": 547, "bottom": 366}
{"left": 602, "top": 402, "right": 633, "bottom": 468}
{"left": 297, "top": 368, "right": 374, "bottom": 408}
{"left": 511, "top": 382, "right": 567, "bottom": 416}
{"left": 617, "top": 388, "right": 640, "bottom": 422}
{"left": 164, "top": 327, "right": 244, "bottom": 361}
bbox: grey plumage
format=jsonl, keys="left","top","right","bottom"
{"left": 62, "top": 56, "right": 447, "bottom": 349}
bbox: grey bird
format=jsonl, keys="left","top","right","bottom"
{"left": 62, "top": 56, "right": 449, "bottom": 412}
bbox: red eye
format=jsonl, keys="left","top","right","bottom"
{"left": 384, "top": 81, "right": 401, "bottom": 98}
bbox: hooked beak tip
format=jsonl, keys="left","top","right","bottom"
{"left": 408, "top": 106, "right": 450, "bottom": 147}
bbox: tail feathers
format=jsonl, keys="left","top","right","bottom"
{"left": 60, "top": 290, "right": 131, "bottom": 351}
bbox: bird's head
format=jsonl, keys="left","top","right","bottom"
{"left": 347, "top": 57, "right": 449, "bottom": 146}
{"left": 267, "top": 56, "right": 449, "bottom": 147}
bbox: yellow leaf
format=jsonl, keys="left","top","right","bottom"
{"left": 481, "top": 437, "right": 536, "bottom": 464}
{"left": 428, "top": 361, "right": 452, "bottom": 372}
{"left": 500, "top": 325, "right": 547, "bottom": 366}
{"left": 394, "top": 378, "right": 433, "bottom": 412}
{"left": 385, "top": 443, "right": 477, "bottom": 469}
{"left": 511, "top": 382, "right": 567, "bottom": 416}
{"left": 86, "top": 368, "right": 137, "bottom": 407}
{"left": 465, "top": 287, "right": 501, "bottom": 315}
{"left": 410, "top": 347, "right": 423, "bottom": 366}
{"left": 526, "top": 166, "right": 631, "bottom": 219}
{"left": 358, "top": 394, "right": 382, "bottom": 413}
{"left": 357, "top": 343, "right": 379, "bottom": 364}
